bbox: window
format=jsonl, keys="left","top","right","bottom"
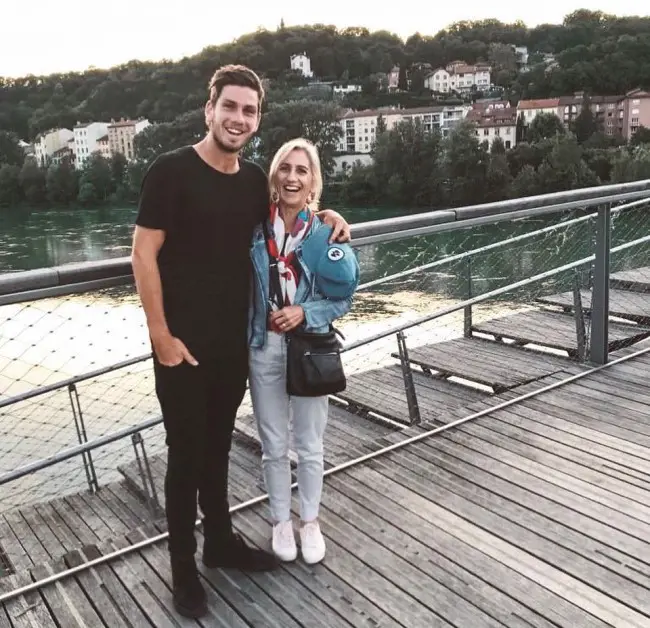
{"left": 505, "top": 141, "right": 511, "bottom": 149}
{"left": 633, "top": 99, "right": 640, "bottom": 105}
{"left": 632, "top": 109, "right": 639, "bottom": 115}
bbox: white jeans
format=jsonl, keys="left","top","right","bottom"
{"left": 249, "top": 331, "right": 328, "bottom": 522}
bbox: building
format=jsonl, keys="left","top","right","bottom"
{"left": 337, "top": 104, "right": 471, "bottom": 154}
{"left": 468, "top": 104, "right": 518, "bottom": 149}
{"left": 621, "top": 89, "right": 650, "bottom": 141}
{"left": 96, "top": 135, "right": 111, "bottom": 159}
{"left": 387, "top": 66, "right": 400, "bottom": 92}
{"left": 50, "top": 146, "right": 75, "bottom": 166}
{"left": 516, "top": 98, "right": 561, "bottom": 127}
{"left": 34, "top": 128, "right": 74, "bottom": 167}
{"left": 557, "top": 93, "right": 624, "bottom": 134}
{"left": 333, "top": 84, "right": 362, "bottom": 96}
{"left": 290, "top": 53, "right": 313, "bottom": 78}
{"left": 107, "top": 118, "right": 150, "bottom": 161}
{"left": 424, "top": 64, "right": 491, "bottom": 94}
{"left": 74, "top": 122, "right": 109, "bottom": 169}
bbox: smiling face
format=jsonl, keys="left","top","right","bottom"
{"left": 205, "top": 84, "right": 260, "bottom": 154}
{"left": 273, "top": 148, "right": 314, "bottom": 212}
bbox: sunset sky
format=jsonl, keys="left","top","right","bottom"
{"left": 1, "top": 0, "right": 645, "bottom": 78}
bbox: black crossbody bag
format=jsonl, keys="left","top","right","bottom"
{"left": 262, "top": 222, "right": 347, "bottom": 397}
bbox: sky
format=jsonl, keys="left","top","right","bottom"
{"left": 1, "top": 0, "right": 646, "bottom": 78}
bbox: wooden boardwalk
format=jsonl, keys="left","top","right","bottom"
{"left": 2, "top": 341, "right": 650, "bottom": 626}
{"left": 537, "top": 288, "right": 650, "bottom": 323}
{"left": 472, "top": 309, "right": 650, "bottom": 357}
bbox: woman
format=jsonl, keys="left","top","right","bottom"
{"left": 248, "top": 138, "right": 359, "bottom": 564}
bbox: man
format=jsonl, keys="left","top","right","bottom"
{"left": 131, "top": 64, "right": 349, "bottom": 619}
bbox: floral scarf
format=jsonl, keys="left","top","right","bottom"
{"left": 265, "top": 203, "right": 313, "bottom": 309}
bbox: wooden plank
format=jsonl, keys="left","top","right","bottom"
{"left": 340, "top": 364, "right": 486, "bottom": 425}
{"left": 235, "top": 508, "right": 394, "bottom": 628}
{"left": 198, "top": 525, "right": 348, "bottom": 628}
{"left": 537, "top": 288, "right": 650, "bottom": 322}
{"left": 96, "top": 537, "right": 180, "bottom": 628}
{"left": 610, "top": 266, "right": 650, "bottom": 292}
{"left": 126, "top": 528, "right": 246, "bottom": 628}
{"left": 48, "top": 497, "right": 100, "bottom": 548}
{"left": 325, "top": 472, "right": 567, "bottom": 628}
{"left": 350, "top": 463, "right": 648, "bottom": 627}
{"left": 0, "top": 515, "right": 33, "bottom": 572}
{"left": 394, "top": 336, "right": 570, "bottom": 391}
{"left": 63, "top": 492, "right": 115, "bottom": 540}
{"left": 65, "top": 547, "right": 153, "bottom": 628}
{"left": 31, "top": 560, "right": 105, "bottom": 628}
{"left": 0, "top": 572, "right": 58, "bottom": 628}
{"left": 389, "top": 437, "right": 650, "bottom": 593}
{"left": 472, "top": 309, "right": 650, "bottom": 354}
{"left": 2, "top": 510, "right": 50, "bottom": 566}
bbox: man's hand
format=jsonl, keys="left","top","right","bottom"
{"left": 152, "top": 331, "right": 198, "bottom": 367}
{"left": 317, "top": 209, "right": 350, "bottom": 243}
{"left": 269, "top": 306, "right": 305, "bottom": 333}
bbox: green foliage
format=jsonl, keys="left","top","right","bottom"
{"left": 3, "top": 12, "right": 650, "bottom": 144}
{"left": 256, "top": 100, "right": 342, "bottom": 174}
{"left": 0, "top": 131, "right": 25, "bottom": 167}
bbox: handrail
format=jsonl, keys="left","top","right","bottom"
{"left": 1, "top": 196, "right": 647, "bottom": 411}
{"left": 3, "top": 229, "right": 650, "bottom": 489}
{"left": 357, "top": 196, "right": 649, "bottom": 291}
{"left": 1, "top": 180, "right": 649, "bottom": 300}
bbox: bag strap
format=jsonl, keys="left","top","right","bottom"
{"left": 262, "top": 220, "right": 284, "bottom": 312}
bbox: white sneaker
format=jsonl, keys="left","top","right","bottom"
{"left": 299, "top": 521, "right": 326, "bottom": 564}
{"left": 272, "top": 520, "right": 297, "bottom": 562}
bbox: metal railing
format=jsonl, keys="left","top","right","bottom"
{"left": 1, "top": 180, "right": 650, "bottom": 591}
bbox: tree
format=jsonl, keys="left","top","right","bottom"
{"left": 46, "top": 159, "right": 78, "bottom": 204}
{"left": 19, "top": 158, "right": 47, "bottom": 205}
{"left": 536, "top": 135, "right": 599, "bottom": 192}
{"left": 371, "top": 118, "right": 444, "bottom": 208}
{"left": 0, "top": 131, "right": 24, "bottom": 167}
{"left": 0, "top": 165, "right": 22, "bottom": 206}
{"left": 443, "top": 121, "right": 489, "bottom": 207}
{"left": 631, "top": 126, "right": 650, "bottom": 146}
{"left": 257, "top": 100, "right": 342, "bottom": 175}
{"left": 526, "top": 113, "right": 565, "bottom": 143}
{"left": 571, "top": 96, "right": 599, "bottom": 143}
{"left": 375, "top": 114, "right": 387, "bottom": 136}
{"left": 78, "top": 153, "right": 113, "bottom": 204}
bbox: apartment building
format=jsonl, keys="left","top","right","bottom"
{"left": 622, "top": 89, "right": 650, "bottom": 140}
{"left": 516, "top": 98, "right": 561, "bottom": 126}
{"left": 74, "top": 121, "right": 109, "bottom": 169}
{"left": 107, "top": 118, "right": 150, "bottom": 161}
{"left": 96, "top": 135, "right": 111, "bottom": 159}
{"left": 468, "top": 104, "right": 518, "bottom": 149}
{"left": 424, "top": 63, "right": 491, "bottom": 94}
{"left": 34, "top": 128, "right": 74, "bottom": 167}
{"left": 337, "top": 104, "right": 471, "bottom": 154}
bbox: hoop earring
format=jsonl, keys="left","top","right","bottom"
{"left": 271, "top": 189, "right": 280, "bottom": 203}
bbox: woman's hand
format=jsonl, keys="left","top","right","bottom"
{"left": 269, "top": 305, "right": 305, "bottom": 333}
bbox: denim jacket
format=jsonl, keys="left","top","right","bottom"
{"left": 249, "top": 216, "right": 356, "bottom": 348}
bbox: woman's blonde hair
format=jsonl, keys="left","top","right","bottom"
{"left": 268, "top": 138, "right": 323, "bottom": 211}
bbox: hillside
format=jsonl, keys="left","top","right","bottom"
{"left": 1, "top": 10, "right": 649, "bottom": 142}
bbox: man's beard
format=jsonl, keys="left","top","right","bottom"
{"left": 212, "top": 128, "right": 244, "bottom": 154}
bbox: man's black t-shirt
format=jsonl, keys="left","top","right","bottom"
{"left": 136, "top": 146, "right": 268, "bottom": 360}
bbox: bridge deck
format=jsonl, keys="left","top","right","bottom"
{"left": 2, "top": 345, "right": 650, "bottom": 626}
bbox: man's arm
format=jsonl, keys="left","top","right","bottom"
{"left": 131, "top": 226, "right": 197, "bottom": 366}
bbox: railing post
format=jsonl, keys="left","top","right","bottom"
{"left": 67, "top": 383, "right": 99, "bottom": 493}
{"left": 131, "top": 432, "right": 161, "bottom": 516}
{"left": 590, "top": 203, "right": 611, "bottom": 364}
{"left": 572, "top": 272, "right": 587, "bottom": 362}
{"left": 464, "top": 257, "right": 473, "bottom": 338}
{"left": 396, "top": 332, "right": 421, "bottom": 425}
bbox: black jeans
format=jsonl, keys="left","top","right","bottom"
{"left": 153, "top": 350, "right": 248, "bottom": 559}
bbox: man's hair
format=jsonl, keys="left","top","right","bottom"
{"left": 208, "top": 64, "right": 265, "bottom": 110}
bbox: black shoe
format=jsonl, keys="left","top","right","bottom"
{"left": 202, "top": 533, "right": 278, "bottom": 571}
{"left": 171, "top": 557, "right": 208, "bottom": 619}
